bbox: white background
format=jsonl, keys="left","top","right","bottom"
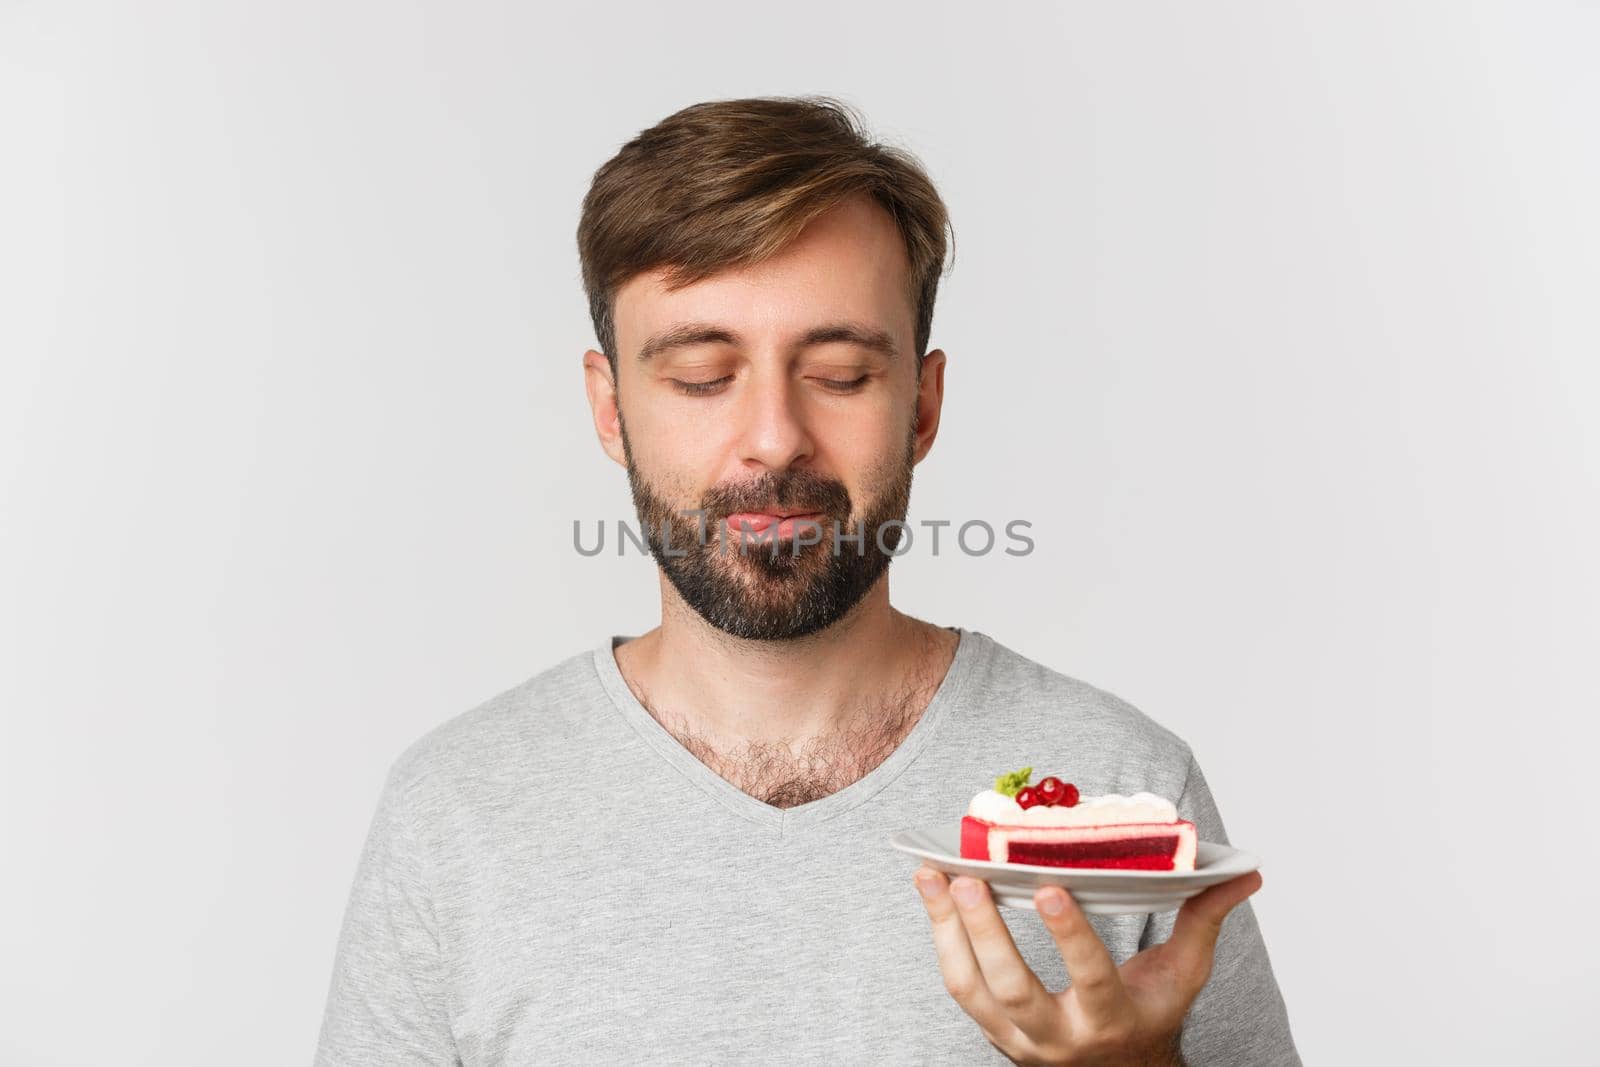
{"left": 3, "top": 2, "right": 1596, "bottom": 1063}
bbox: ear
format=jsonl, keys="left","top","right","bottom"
{"left": 582, "top": 349, "right": 629, "bottom": 468}
{"left": 911, "top": 348, "right": 947, "bottom": 465}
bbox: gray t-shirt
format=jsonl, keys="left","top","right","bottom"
{"left": 315, "top": 627, "right": 1300, "bottom": 1065}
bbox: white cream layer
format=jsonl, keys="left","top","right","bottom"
{"left": 967, "top": 788, "right": 1178, "bottom": 826}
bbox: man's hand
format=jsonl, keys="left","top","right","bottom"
{"left": 912, "top": 865, "right": 1263, "bottom": 1067}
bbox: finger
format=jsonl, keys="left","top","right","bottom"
{"left": 1033, "top": 883, "right": 1130, "bottom": 1025}
{"left": 913, "top": 867, "right": 1027, "bottom": 1046}
{"left": 1166, "top": 870, "right": 1263, "bottom": 981}
{"left": 947, "top": 875, "right": 1062, "bottom": 1041}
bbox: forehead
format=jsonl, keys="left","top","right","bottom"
{"left": 612, "top": 195, "right": 914, "bottom": 361}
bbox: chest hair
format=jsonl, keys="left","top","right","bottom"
{"left": 632, "top": 656, "right": 944, "bottom": 809}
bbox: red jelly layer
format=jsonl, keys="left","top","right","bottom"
{"left": 1006, "top": 837, "right": 1180, "bottom": 870}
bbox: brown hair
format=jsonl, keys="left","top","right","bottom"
{"left": 576, "top": 95, "right": 954, "bottom": 380}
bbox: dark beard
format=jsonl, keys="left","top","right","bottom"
{"left": 619, "top": 417, "right": 917, "bottom": 642}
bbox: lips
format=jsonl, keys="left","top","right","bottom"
{"left": 723, "top": 511, "right": 826, "bottom": 536}
{"left": 724, "top": 507, "right": 823, "bottom": 521}
{"left": 726, "top": 510, "right": 822, "bottom": 521}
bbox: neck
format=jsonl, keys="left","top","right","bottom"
{"left": 615, "top": 574, "right": 955, "bottom": 753}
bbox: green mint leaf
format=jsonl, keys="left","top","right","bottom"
{"left": 994, "top": 766, "right": 1033, "bottom": 797}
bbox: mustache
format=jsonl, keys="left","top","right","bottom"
{"left": 700, "top": 473, "right": 851, "bottom": 519}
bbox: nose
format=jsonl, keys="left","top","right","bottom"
{"left": 734, "top": 365, "right": 816, "bottom": 473}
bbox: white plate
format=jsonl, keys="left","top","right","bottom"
{"left": 888, "top": 825, "right": 1261, "bottom": 915}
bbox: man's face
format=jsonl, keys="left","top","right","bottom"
{"left": 584, "top": 194, "right": 945, "bottom": 641}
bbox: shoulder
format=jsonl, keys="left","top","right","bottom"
{"left": 381, "top": 644, "right": 604, "bottom": 806}
{"left": 960, "top": 630, "right": 1196, "bottom": 797}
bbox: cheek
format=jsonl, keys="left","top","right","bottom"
{"left": 624, "top": 411, "right": 726, "bottom": 495}
{"left": 829, "top": 400, "right": 910, "bottom": 460}
{"left": 833, "top": 442, "right": 907, "bottom": 514}
{"left": 818, "top": 391, "right": 902, "bottom": 447}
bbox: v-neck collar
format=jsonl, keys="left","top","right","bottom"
{"left": 590, "top": 626, "right": 988, "bottom": 834}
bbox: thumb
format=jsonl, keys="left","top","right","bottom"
{"left": 1166, "top": 870, "right": 1262, "bottom": 978}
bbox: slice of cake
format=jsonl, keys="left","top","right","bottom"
{"left": 959, "top": 766, "right": 1198, "bottom": 871}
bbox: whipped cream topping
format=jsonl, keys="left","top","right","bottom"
{"left": 967, "top": 788, "right": 1178, "bottom": 827}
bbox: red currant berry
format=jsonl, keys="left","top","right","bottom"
{"left": 1036, "top": 776, "right": 1065, "bottom": 805}
{"left": 1060, "top": 782, "right": 1080, "bottom": 807}
{"left": 1015, "top": 786, "right": 1041, "bottom": 809}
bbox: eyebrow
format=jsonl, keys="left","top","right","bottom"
{"left": 635, "top": 320, "right": 899, "bottom": 364}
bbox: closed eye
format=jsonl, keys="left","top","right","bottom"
{"left": 670, "top": 374, "right": 868, "bottom": 396}
{"left": 670, "top": 376, "right": 733, "bottom": 396}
